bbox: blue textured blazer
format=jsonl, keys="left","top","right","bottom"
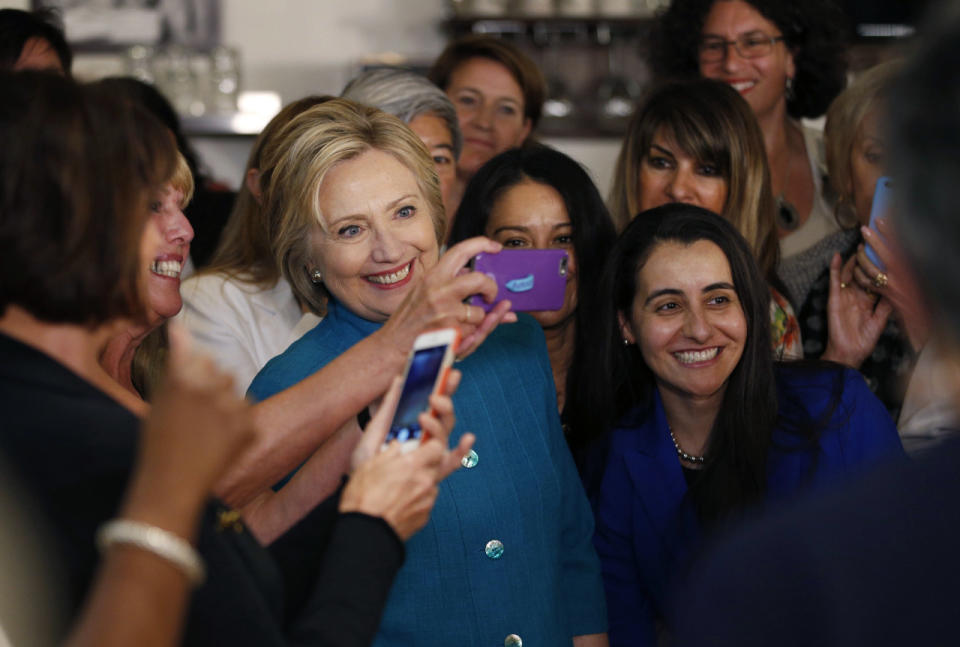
{"left": 589, "top": 365, "right": 905, "bottom": 647}
{"left": 249, "top": 299, "right": 607, "bottom": 647}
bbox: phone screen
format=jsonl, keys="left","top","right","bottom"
{"left": 385, "top": 344, "right": 448, "bottom": 444}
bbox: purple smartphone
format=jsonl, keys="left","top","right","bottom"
{"left": 468, "top": 249, "right": 570, "bottom": 312}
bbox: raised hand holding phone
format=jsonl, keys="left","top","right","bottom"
{"left": 468, "top": 248, "right": 570, "bottom": 312}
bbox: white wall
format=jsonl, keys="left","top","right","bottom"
{"left": 221, "top": 0, "right": 449, "bottom": 101}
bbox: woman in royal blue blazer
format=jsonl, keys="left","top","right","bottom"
{"left": 566, "top": 204, "right": 904, "bottom": 647}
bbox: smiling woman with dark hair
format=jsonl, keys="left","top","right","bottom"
{"left": 571, "top": 204, "right": 902, "bottom": 646}
{"left": 449, "top": 144, "right": 617, "bottom": 416}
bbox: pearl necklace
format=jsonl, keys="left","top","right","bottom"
{"left": 668, "top": 426, "right": 706, "bottom": 464}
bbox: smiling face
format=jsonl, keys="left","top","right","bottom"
{"left": 849, "top": 106, "right": 886, "bottom": 226}
{"left": 139, "top": 183, "right": 193, "bottom": 325}
{"left": 698, "top": 0, "right": 794, "bottom": 120}
{"left": 408, "top": 112, "right": 457, "bottom": 225}
{"left": 638, "top": 128, "right": 729, "bottom": 214}
{"left": 446, "top": 57, "right": 532, "bottom": 178}
{"left": 310, "top": 148, "right": 440, "bottom": 322}
{"left": 485, "top": 179, "right": 577, "bottom": 329}
{"left": 621, "top": 239, "right": 746, "bottom": 403}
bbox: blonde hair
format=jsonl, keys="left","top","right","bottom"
{"left": 609, "top": 80, "right": 779, "bottom": 279}
{"left": 169, "top": 151, "right": 194, "bottom": 206}
{"left": 824, "top": 60, "right": 902, "bottom": 226}
{"left": 263, "top": 98, "right": 445, "bottom": 316}
{"left": 202, "top": 95, "right": 333, "bottom": 286}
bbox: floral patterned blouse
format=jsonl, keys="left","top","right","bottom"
{"left": 771, "top": 286, "right": 803, "bottom": 360}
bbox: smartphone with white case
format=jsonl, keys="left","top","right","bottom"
{"left": 384, "top": 328, "right": 460, "bottom": 452}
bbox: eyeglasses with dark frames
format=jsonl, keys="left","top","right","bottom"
{"left": 698, "top": 33, "right": 786, "bottom": 63}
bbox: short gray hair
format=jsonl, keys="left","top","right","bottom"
{"left": 341, "top": 67, "right": 462, "bottom": 161}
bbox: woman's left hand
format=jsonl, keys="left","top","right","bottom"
{"left": 854, "top": 219, "right": 931, "bottom": 352}
{"left": 822, "top": 252, "right": 893, "bottom": 368}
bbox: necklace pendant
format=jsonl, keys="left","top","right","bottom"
{"left": 776, "top": 194, "right": 801, "bottom": 231}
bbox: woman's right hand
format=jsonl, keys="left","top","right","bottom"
{"left": 378, "top": 237, "right": 517, "bottom": 361}
{"left": 340, "top": 370, "right": 474, "bottom": 540}
{"left": 821, "top": 252, "right": 893, "bottom": 368}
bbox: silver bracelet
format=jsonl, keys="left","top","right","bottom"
{"left": 96, "top": 519, "right": 206, "bottom": 585}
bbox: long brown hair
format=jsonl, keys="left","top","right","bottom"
{"left": 0, "top": 72, "right": 177, "bottom": 324}
{"left": 609, "top": 79, "right": 779, "bottom": 280}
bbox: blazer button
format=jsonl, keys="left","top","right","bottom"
{"left": 505, "top": 634, "right": 522, "bottom": 647}
{"left": 485, "top": 539, "right": 504, "bottom": 559}
{"left": 461, "top": 449, "right": 479, "bottom": 468}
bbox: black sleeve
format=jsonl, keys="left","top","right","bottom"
{"left": 268, "top": 484, "right": 346, "bottom": 625}
{"left": 285, "top": 512, "right": 405, "bottom": 647}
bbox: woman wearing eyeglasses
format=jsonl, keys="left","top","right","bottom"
{"left": 651, "top": 0, "right": 849, "bottom": 319}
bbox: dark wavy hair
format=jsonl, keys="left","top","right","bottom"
{"left": 0, "top": 72, "right": 177, "bottom": 324}
{"left": 449, "top": 144, "right": 618, "bottom": 417}
{"left": 649, "top": 0, "right": 849, "bottom": 119}
{"left": 568, "top": 204, "right": 778, "bottom": 525}
{"left": 0, "top": 7, "right": 71, "bottom": 73}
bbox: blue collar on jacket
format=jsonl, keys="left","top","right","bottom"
{"left": 324, "top": 297, "right": 383, "bottom": 339}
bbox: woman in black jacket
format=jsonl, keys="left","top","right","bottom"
{"left": 0, "top": 71, "right": 468, "bottom": 647}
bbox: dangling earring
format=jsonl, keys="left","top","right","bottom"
{"left": 834, "top": 195, "right": 859, "bottom": 229}
{"left": 785, "top": 77, "right": 795, "bottom": 102}
{"left": 310, "top": 269, "right": 323, "bottom": 285}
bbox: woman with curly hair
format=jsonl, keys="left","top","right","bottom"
{"left": 650, "top": 0, "right": 849, "bottom": 314}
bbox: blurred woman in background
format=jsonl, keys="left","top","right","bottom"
{"left": 813, "top": 62, "right": 949, "bottom": 446}
{"left": 428, "top": 35, "right": 546, "bottom": 215}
